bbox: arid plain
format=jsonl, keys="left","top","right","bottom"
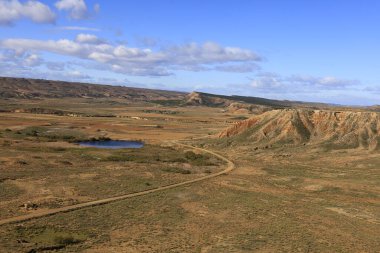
{"left": 0, "top": 79, "right": 379, "bottom": 252}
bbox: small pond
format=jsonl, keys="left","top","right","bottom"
{"left": 78, "top": 140, "right": 144, "bottom": 149}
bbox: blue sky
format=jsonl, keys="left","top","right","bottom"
{"left": 0, "top": 0, "right": 379, "bottom": 105}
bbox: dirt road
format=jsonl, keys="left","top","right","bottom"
{"left": 0, "top": 142, "right": 234, "bottom": 226}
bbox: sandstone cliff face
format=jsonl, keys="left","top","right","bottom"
{"left": 219, "top": 109, "right": 380, "bottom": 150}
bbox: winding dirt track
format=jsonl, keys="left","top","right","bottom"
{"left": 0, "top": 142, "right": 234, "bottom": 226}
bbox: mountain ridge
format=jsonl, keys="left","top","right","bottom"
{"left": 0, "top": 77, "right": 377, "bottom": 110}
{"left": 0, "top": 77, "right": 185, "bottom": 101}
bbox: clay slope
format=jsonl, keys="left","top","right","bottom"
{"left": 219, "top": 109, "right": 380, "bottom": 150}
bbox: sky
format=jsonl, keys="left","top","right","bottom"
{"left": 0, "top": 0, "right": 379, "bottom": 105}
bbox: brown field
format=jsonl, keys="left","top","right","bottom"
{"left": 0, "top": 97, "right": 379, "bottom": 252}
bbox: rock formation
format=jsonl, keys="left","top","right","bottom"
{"left": 219, "top": 109, "right": 380, "bottom": 150}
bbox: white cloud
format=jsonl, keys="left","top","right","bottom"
{"left": 0, "top": 49, "right": 41, "bottom": 67}
{"left": 0, "top": 38, "right": 260, "bottom": 76}
{"left": 0, "top": 0, "right": 55, "bottom": 25}
{"left": 88, "top": 51, "right": 113, "bottom": 62}
{"left": 250, "top": 73, "right": 282, "bottom": 89}
{"left": 113, "top": 46, "right": 151, "bottom": 58}
{"left": 23, "top": 53, "right": 41, "bottom": 66}
{"left": 288, "top": 75, "right": 357, "bottom": 88}
{"left": 75, "top": 33, "right": 103, "bottom": 44}
{"left": 55, "top": 0, "right": 88, "bottom": 19}
{"left": 249, "top": 72, "right": 359, "bottom": 92}
{"left": 166, "top": 42, "right": 260, "bottom": 65}
{"left": 215, "top": 63, "right": 260, "bottom": 73}
{"left": 67, "top": 70, "right": 89, "bottom": 79}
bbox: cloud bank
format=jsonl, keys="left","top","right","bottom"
{"left": 0, "top": 37, "right": 261, "bottom": 76}
{"left": 249, "top": 72, "right": 359, "bottom": 92}
{"left": 0, "top": 0, "right": 100, "bottom": 25}
{"left": 0, "top": 0, "right": 56, "bottom": 25}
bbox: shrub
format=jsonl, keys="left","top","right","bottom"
{"left": 2, "top": 140, "right": 11, "bottom": 146}
{"left": 54, "top": 235, "right": 80, "bottom": 245}
{"left": 184, "top": 151, "right": 215, "bottom": 166}
{"left": 185, "top": 151, "right": 203, "bottom": 160}
{"left": 162, "top": 167, "right": 191, "bottom": 174}
{"left": 60, "top": 160, "right": 73, "bottom": 165}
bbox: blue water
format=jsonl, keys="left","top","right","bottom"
{"left": 78, "top": 140, "right": 144, "bottom": 149}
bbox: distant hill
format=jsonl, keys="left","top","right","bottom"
{"left": 0, "top": 77, "right": 185, "bottom": 101}
{"left": 0, "top": 77, "right": 373, "bottom": 113}
{"left": 186, "top": 92, "right": 331, "bottom": 109}
{"left": 218, "top": 109, "right": 380, "bottom": 150}
{"left": 367, "top": 105, "right": 380, "bottom": 112}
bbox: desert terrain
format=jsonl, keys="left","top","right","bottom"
{"left": 0, "top": 78, "right": 379, "bottom": 252}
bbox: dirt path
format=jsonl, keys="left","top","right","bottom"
{"left": 0, "top": 142, "right": 234, "bottom": 226}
